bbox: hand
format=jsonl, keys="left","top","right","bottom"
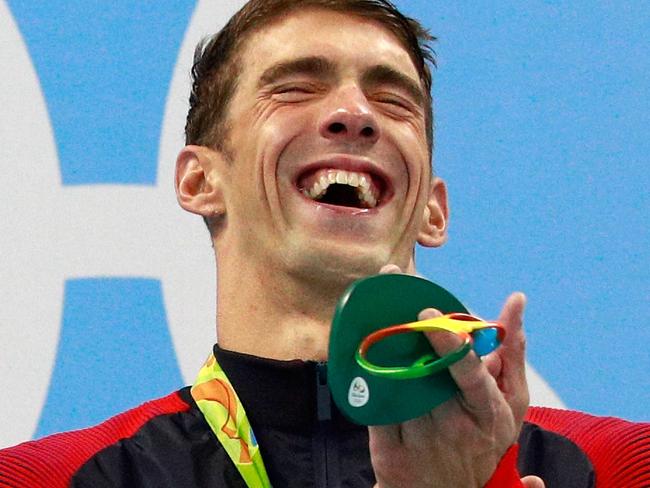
{"left": 368, "top": 265, "right": 533, "bottom": 488}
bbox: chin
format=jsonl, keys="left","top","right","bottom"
{"left": 283, "top": 239, "right": 391, "bottom": 288}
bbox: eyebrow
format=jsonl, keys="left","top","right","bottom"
{"left": 362, "top": 64, "right": 425, "bottom": 107}
{"left": 258, "top": 56, "right": 336, "bottom": 87}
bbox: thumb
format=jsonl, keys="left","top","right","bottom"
{"left": 498, "top": 292, "right": 527, "bottom": 364}
{"left": 379, "top": 264, "right": 402, "bottom": 274}
{"left": 521, "top": 475, "right": 545, "bottom": 488}
{"left": 495, "top": 292, "right": 530, "bottom": 423}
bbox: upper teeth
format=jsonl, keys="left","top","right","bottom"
{"left": 303, "top": 169, "right": 378, "bottom": 208}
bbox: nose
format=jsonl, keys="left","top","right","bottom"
{"left": 318, "top": 87, "right": 380, "bottom": 144}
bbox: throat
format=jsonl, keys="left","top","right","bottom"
{"left": 221, "top": 314, "right": 331, "bottom": 361}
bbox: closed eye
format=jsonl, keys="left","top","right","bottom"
{"left": 271, "top": 84, "right": 320, "bottom": 102}
{"left": 373, "top": 93, "right": 417, "bottom": 114}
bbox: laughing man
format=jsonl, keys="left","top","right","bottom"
{"left": 1, "top": 1, "right": 648, "bottom": 487}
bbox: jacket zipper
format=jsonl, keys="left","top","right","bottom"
{"left": 314, "top": 362, "right": 340, "bottom": 488}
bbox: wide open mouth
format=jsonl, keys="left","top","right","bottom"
{"left": 297, "top": 168, "right": 388, "bottom": 209}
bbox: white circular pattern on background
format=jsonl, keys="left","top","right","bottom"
{"left": 0, "top": 0, "right": 247, "bottom": 450}
{"left": 0, "top": 0, "right": 562, "bottom": 449}
{"left": 0, "top": 0, "right": 63, "bottom": 448}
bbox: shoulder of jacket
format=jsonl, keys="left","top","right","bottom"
{"left": 526, "top": 406, "right": 650, "bottom": 487}
{"left": 0, "top": 389, "right": 190, "bottom": 488}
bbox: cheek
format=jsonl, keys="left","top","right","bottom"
{"left": 261, "top": 112, "right": 306, "bottom": 154}
{"left": 266, "top": 105, "right": 316, "bottom": 140}
{"left": 389, "top": 125, "right": 429, "bottom": 188}
{"left": 393, "top": 119, "right": 428, "bottom": 156}
{"left": 261, "top": 107, "right": 320, "bottom": 178}
{"left": 253, "top": 99, "right": 317, "bottom": 137}
{"left": 237, "top": 111, "right": 316, "bottom": 220}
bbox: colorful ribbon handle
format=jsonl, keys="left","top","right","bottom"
{"left": 356, "top": 313, "right": 505, "bottom": 380}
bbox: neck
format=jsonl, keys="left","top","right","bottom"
{"left": 215, "top": 255, "right": 355, "bottom": 361}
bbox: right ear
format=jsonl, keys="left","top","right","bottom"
{"left": 175, "top": 145, "right": 227, "bottom": 218}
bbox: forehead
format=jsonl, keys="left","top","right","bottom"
{"left": 237, "top": 8, "right": 420, "bottom": 85}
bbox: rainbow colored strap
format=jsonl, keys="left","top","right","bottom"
{"left": 191, "top": 354, "right": 272, "bottom": 488}
{"left": 356, "top": 313, "right": 505, "bottom": 379}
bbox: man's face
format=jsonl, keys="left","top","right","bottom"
{"left": 216, "top": 8, "right": 444, "bottom": 282}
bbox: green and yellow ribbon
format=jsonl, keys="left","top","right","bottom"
{"left": 191, "top": 354, "right": 272, "bottom": 488}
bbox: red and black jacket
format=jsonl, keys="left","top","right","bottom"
{"left": 1, "top": 345, "right": 649, "bottom": 487}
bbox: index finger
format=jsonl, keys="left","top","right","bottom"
{"left": 423, "top": 316, "right": 502, "bottom": 418}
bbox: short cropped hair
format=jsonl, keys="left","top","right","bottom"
{"left": 185, "top": 0, "right": 436, "bottom": 153}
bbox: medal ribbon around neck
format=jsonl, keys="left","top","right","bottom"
{"left": 191, "top": 354, "right": 272, "bottom": 488}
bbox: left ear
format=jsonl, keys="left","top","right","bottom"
{"left": 417, "top": 177, "right": 449, "bottom": 248}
